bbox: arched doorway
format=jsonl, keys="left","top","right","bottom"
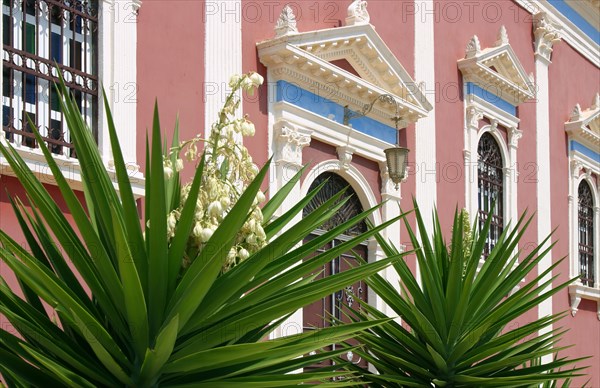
{"left": 302, "top": 171, "right": 369, "bottom": 369}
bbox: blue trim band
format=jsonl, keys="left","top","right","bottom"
{"left": 276, "top": 80, "right": 397, "bottom": 143}
{"left": 465, "top": 82, "right": 517, "bottom": 116}
{"left": 548, "top": 0, "right": 600, "bottom": 45}
{"left": 570, "top": 140, "right": 600, "bottom": 162}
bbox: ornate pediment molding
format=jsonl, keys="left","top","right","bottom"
{"left": 565, "top": 93, "right": 600, "bottom": 150}
{"left": 458, "top": 26, "right": 536, "bottom": 106}
{"left": 258, "top": 22, "right": 432, "bottom": 129}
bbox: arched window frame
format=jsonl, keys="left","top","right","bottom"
{"left": 464, "top": 98, "right": 521, "bottom": 264}
{"left": 566, "top": 96, "right": 600, "bottom": 319}
{"left": 568, "top": 162, "right": 600, "bottom": 319}
{"left": 476, "top": 130, "right": 507, "bottom": 258}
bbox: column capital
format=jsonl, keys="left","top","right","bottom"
{"left": 466, "top": 104, "right": 483, "bottom": 130}
{"left": 508, "top": 127, "right": 523, "bottom": 149}
{"left": 533, "top": 12, "right": 562, "bottom": 65}
{"left": 273, "top": 120, "right": 312, "bottom": 167}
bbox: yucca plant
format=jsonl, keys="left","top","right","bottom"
{"left": 344, "top": 205, "right": 588, "bottom": 387}
{"left": 0, "top": 76, "right": 403, "bottom": 386}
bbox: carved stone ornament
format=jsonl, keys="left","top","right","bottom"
{"left": 274, "top": 121, "right": 312, "bottom": 165}
{"left": 489, "top": 119, "right": 499, "bottom": 135}
{"left": 275, "top": 5, "right": 298, "bottom": 37}
{"left": 465, "top": 35, "right": 481, "bottom": 59}
{"left": 570, "top": 293, "right": 581, "bottom": 316}
{"left": 466, "top": 105, "right": 483, "bottom": 129}
{"left": 346, "top": 0, "right": 370, "bottom": 26}
{"left": 508, "top": 127, "right": 523, "bottom": 148}
{"left": 533, "top": 12, "right": 561, "bottom": 64}
{"left": 570, "top": 159, "right": 583, "bottom": 178}
{"left": 592, "top": 93, "right": 600, "bottom": 110}
{"left": 495, "top": 25, "right": 509, "bottom": 47}
{"left": 570, "top": 103, "right": 583, "bottom": 121}
{"left": 337, "top": 146, "right": 355, "bottom": 170}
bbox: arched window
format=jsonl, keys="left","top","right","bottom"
{"left": 303, "top": 172, "right": 367, "bottom": 235}
{"left": 478, "top": 133, "right": 504, "bottom": 258}
{"left": 302, "top": 172, "right": 367, "bottom": 369}
{"left": 578, "top": 181, "right": 595, "bottom": 287}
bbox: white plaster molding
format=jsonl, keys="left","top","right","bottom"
{"left": 258, "top": 23, "right": 433, "bottom": 124}
{"left": 414, "top": 0, "right": 437, "bottom": 239}
{"left": 465, "top": 105, "right": 484, "bottom": 130}
{"left": 346, "top": 0, "right": 370, "bottom": 26}
{"left": 565, "top": 93, "right": 600, "bottom": 151}
{"left": 569, "top": 284, "right": 600, "bottom": 320}
{"left": 0, "top": 140, "right": 145, "bottom": 197}
{"left": 466, "top": 95, "right": 520, "bottom": 130}
{"left": 533, "top": 12, "right": 562, "bottom": 65}
{"left": 495, "top": 25, "right": 509, "bottom": 47}
{"left": 458, "top": 30, "right": 536, "bottom": 106}
{"left": 337, "top": 146, "right": 355, "bottom": 171}
{"left": 272, "top": 101, "right": 390, "bottom": 163}
{"left": 513, "top": 0, "right": 600, "bottom": 66}
{"left": 274, "top": 5, "right": 298, "bottom": 38}
{"left": 508, "top": 127, "right": 523, "bottom": 148}
{"left": 465, "top": 35, "right": 481, "bottom": 59}
{"left": 273, "top": 119, "right": 312, "bottom": 167}
{"left": 204, "top": 0, "right": 242, "bottom": 136}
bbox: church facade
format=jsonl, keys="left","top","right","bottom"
{"left": 1, "top": 0, "right": 598, "bottom": 384}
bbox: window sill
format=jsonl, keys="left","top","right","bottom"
{"left": 0, "top": 141, "right": 145, "bottom": 198}
{"left": 568, "top": 282, "right": 600, "bottom": 320}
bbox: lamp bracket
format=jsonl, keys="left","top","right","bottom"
{"left": 343, "top": 94, "right": 403, "bottom": 128}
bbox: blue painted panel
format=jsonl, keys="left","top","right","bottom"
{"left": 465, "top": 82, "right": 517, "bottom": 116}
{"left": 276, "top": 81, "right": 397, "bottom": 143}
{"left": 548, "top": 0, "right": 600, "bottom": 45}
{"left": 571, "top": 140, "right": 600, "bottom": 163}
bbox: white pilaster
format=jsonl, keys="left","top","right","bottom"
{"left": 204, "top": 0, "right": 242, "bottom": 133}
{"left": 269, "top": 119, "right": 312, "bottom": 339}
{"left": 414, "top": 0, "right": 436, "bottom": 234}
{"left": 99, "top": 0, "right": 140, "bottom": 169}
{"left": 533, "top": 12, "right": 561, "bottom": 355}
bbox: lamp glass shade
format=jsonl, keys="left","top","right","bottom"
{"left": 384, "top": 147, "right": 409, "bottom": 187}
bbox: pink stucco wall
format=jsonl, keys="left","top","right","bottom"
{"left": 549, "top": 39, "right": 600, "bottom": 387}
{"left": 136, "top": 1, "right": 205, "bottom": 182}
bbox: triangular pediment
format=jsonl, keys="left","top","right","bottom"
{"left": 566, "top": 93, "right": 600, "bottom": 149}
{"left": 458, "top": 27, "right": 536, "bottom": 106}
{"left": 258, "top": 23, "right": 432, "bottom": 127}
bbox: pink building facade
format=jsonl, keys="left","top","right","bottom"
{"left": 1, "top": 0, "right": 599, "bottom": 384}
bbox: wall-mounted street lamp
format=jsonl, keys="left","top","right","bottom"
{"left": 343, "top": 94, "right": 409, "bottom": 189}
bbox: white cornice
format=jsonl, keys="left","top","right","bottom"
{"left": 0, "top": 142, "right": 145, "bottom": 198}
{"left": 272, "top": 101, "right": 389, "bottom": 163}
{"left": 513, "top": 0, "right": 600, "bottom": 67}
{"left": 258, "top": 23, "right": 432, "bottom": 127}
{"left": 565, "top": 93, "right": 600, "bottom": 150}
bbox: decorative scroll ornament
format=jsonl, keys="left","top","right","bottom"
{"left": 337, "top": 146, "right": 355, "bottom": 170}
{"left": 275, "top": 5, "right": 298, "bottom": 38}
{"left": 273, "top": 121, "right": 311, "bottom": 165}
{"left": 508, "top": 127, "right": 523, "bottom": 148}
{"left": 570, "top": 159, "right": 584, "bottom": 178}
{"left": 533, "top": 12, "right": 561, "bottom": 64}
{"left": 495, "top": 25, "right": 509, "bottom": 46}
{"left": 465, "top": 35, "right": 481, "bottom": 59}
{"left": 346, "top": 0, "right": 370, "bottom": 26}
{"left": 466, "top": 105, "right": 483, "bottom": 129}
